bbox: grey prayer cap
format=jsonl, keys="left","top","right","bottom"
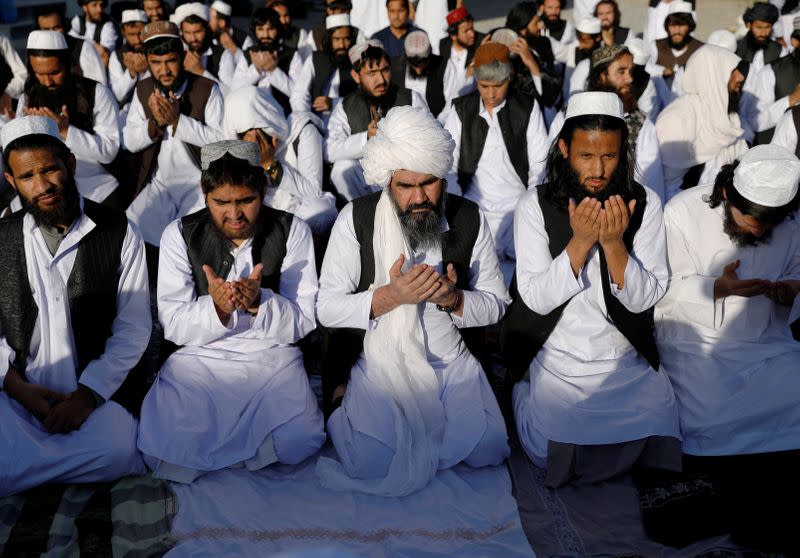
{"left": 200, "top": 140, "right": 261, "bottom": 170}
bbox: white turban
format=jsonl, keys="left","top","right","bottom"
{"left": 223, "top": 86, "right": 290, "bottom": 141}
{"left": 361, "top": 105, "right": 455, "bottom": 189}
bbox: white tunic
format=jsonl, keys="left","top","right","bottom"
{"left": 289, "top": 55, "right": 345, "bottom": 124}
{"left": 108, "top": 52, "right": 150, "bottom": 110}
{"left": 76, "top": 38, "right": 109, "bottom": 86}
{"left": 230, "top": 54, "right": 294, "bottom": 101}
{"left": 656, "top": 185, "right": 800, "bottom": 456}
{"left": 771, "top": 107, "right": 799, "bottom": 152}
{"left": 746, "top": 63, "right": 798, "bottom": 135}
{"left": 16, "top": 83, "right": 121, "bottom": 204}
{"left": 0, "top": 34, "right": 27, "bottom": 99}
{"left": 512, "top": 186, "right": 681, "bottom": 466}
{"left": 413, "top": 0, "right": 449, "bottom": 55}
{"left": 282, "top": 112, "right": 325, "bottom": 192}
{"left": 350, "top": 0, "right": 390, "bottom": 38}
{"left": 265, "top": 163, "right": 337, "bottom": 235}
{"left": 69, "top": 16, "right": 118, "bottom": 52}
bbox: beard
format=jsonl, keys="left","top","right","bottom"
{"left": 155, "top": 69, "right": 187, "bottom": 94}
{"left": 667, "top": 33, "right": 691, "bottom": 50}
{"left": 728, "top": 88, "right": 741, "bottom": 114}
{"left": 723, "top": 202, "right": 772, "bottom": 247}
{"left": 747, "top": 31, "right": 770, "bottom": 50}
{"left": 562, "top": 162, "right": 628, "bottom": 204}
{"left": 27, "top": 80, "right": 70, "bottom": 114}
{"left": 390, "top": 190, "right": 445, "bottom": 252}
{"left": 209, "top": 210, "right": 258, "bottom": 243}
{"left": 19, "top": 171, "right": 81, "bottom": 229}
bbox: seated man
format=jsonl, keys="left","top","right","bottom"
{"left": 317, "top": 106, "right": 510, "bottom": 496}
{"left": 0, "top": 116, "right": 151, "bottom": 497}
{"left": 655, "top": 144, "right": 800, "bottom": 553}
{"left": 327, "top": 40, "right": 427, "bottom": 201}
{"left": 138, "top": 140, "right": 325, "bottom": 483}
{"left": 69, "top": 0, "right": 118, "bottom": 58}
{"left": 390, "top": 31, "right": 450, "bottom": 118}
{"left": 507, "top": 92, "right": 680, "bottom": 488}
{"left": 108, "top": 9, "right": 150, "bottom": 115}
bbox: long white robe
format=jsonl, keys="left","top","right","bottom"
{"left": 512, "top": 186, "right": 681, "bottom": 468}
{"left": 265, "top": 162, "right": 337, "bottom": 235}
{"left": 350, "top": 0, "right": 390, "bottom": 38}
{"left": 0, "top": 34, "right": 27, "bottom": 99}
{"left": 69, "top": 15, "right": 118, "bottom": 52}
{"left": 656, "top": 185, "right": 800, "bottom": 456}
{"left": 138, "top": 216, "right": 325, "bottom": 479}
{"left": 76, "top": 38, "right": 109, "bottom": 86}
{"left": 317, "top": 203, "right": 511, "bottom": 479}
{"left": 0, "top": 204, "right": 151, "bottom": 497}
{"left": 771, "top": 107, "right": 799, "bottom": 152}
{"left": 745, "top": 63, "right": 799, "bottom": 137}
{"left": 282, "top": 111, "right": 325, "bottom": 192}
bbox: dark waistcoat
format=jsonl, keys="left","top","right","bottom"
{"left": 341, "top": 85, "right": 413, "bottom": 134}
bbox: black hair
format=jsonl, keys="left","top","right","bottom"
{"left": 144, "top": 35, "right": 184, "bottom": 55}
{"left": 251, "top": 7, "right": 281, "bottom": 35}
{"left": 385, "top": 0, "right": 410, "bottom": 7}
{"left": 322, "top": 25, "right": 356, "bottom": 54}
{"left": 447, "top": 14, "right": 473, "bottom": 37}
{"left": 708, "top": 161, "right": 800, "bottom": 225}
{"left": 266, "top": 0, "right": 289, "bottom": 8}
{"left": 587, "top": 48, "right": 631, "bottom": 90}
{"left": 201, "top": 152, "right": 266, "bottom": 195}
{"left": 505, "top": 2, "right": 539, "bottom": 33}
{"left": 664, "top": 12, "right": 696, "bottom": 33}
{"left": 33, "top": 4, "right": 67, "bottom": 27}
{"left": 352, "top": 45, "right": 390, "bottom": 72}
{"left": 182, "top": 13, "right": 208, "bottom": 27}
{"left": 3, "top": 133, "right": 73, "bottom": 173}
{"left": 594, "top": 0, "right": 621, "bottom": 25}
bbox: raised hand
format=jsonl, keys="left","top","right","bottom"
{"left": 203, "top": 264, "right": 235, "bottom": 322}
{"left": 387, "top": 254, "right": 442, "bottom": 305}
{"left": 231, "top": 264, "right": 263, "bottom": 314}
{"left": 599, "top": 195, "right": 636, "bottom": 248}
{"left": 429, "top": 263, "right": 460, "bottom": 310}
{"left": 713, "top": 260, "right": 771, "bottom": 300}
{"left": 312, "top": 95, "right": 332, "bottom": 112}
{"left": 184, "top": 50, "right": 204, "bottom": 75}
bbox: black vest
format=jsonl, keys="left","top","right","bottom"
{"left": 0, "top": 200, "right": 145, "bottom": 413}
{"left": 180, "top": 205, "right": 293, "bottom": 297}
{"left": 321, "top": 192, "right": 483, "bottom": 415}
{"left": 244, "top": 45, "right": 296, "bottom": 115}
{"left": 438, "top": 32, "right": 485, "bottom": 69}
{"left": 453, "top": 90, "right": 533, "bottom": 191}
{"left": 736, "top": 36, "right": 783, "bottom": 66}
{"left": 310, "top": 51, "right": 358, "bottom": 106}
{"left": 755, "top": 54, "right": 800, "bottom": 144}
{"left": 0, "top": 50, "right": 13, "bottom": 95}
{"left": 390, "top": 55, "right": 447, "bottom": 117}
{"left": 231, "top": 27, "right": 249, "bottom": 49}
{"left": 544, "top": 18, "right": 567, "bottom": 41}
{"left": 341, "top": 85, "right": 413, "bottom": 134}
{"left": 78, "top": 13, "right": 114, "bottom": 45}
{"left": 501, "top": 183, "right": 660, "bottom": 382}
{"left": 204, "top": 43, "right": 227, "bottom": 80}
{"left": 791, "top": 105, "right": 800, "bottom": 159}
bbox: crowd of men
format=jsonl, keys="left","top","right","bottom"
{"left": 0, "top": 0, "right": 798, "bottom": 553}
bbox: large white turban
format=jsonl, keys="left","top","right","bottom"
{"left": 223, "top": 86, "right": 290, "bottom": 142}
{"left": 361, "top": 105, "right": 455, "bottom": 189}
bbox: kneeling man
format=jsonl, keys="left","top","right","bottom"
{"left": 0, "top": 116, "right": 151, "bottom": 496}
{"left": 317, "top": 106, "right": 510, "bottom": 496}
{"left": 137, "top": 140, "right": 325, "bottom": 483}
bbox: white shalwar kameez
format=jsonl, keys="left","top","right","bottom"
{"left": 771, "top": 107, "right": 799, "bottom": 152}
{"left": 266, "top": 163, "right": 337, "bottom": 235}
{"left": 290, "top": 56, "right": 347, "bottom": 126}
{"left": 108, "top": 53, "right": 150, "bottom": 112}
{"left": 0, "top": 205, "right": 151, "bottom": 497}
{"left": 16, "top": 84, "right": 121, "bottom": 204}
{"left": 230, "top": 54, "right": 294, "bottom": 101}
{"left": 282, "top": 112, "right": 326, "bottom": 191}
{"left": 326, "top": 89, "right": 428, "bottom": 201}
{"left": 138, "top": 217, "right": 325, "bottom": 481}
{"left": 745, "top": 62, "right": 800, "bottom": 139}
{"left": 413, "top": 0, "right": 449, "bottom": 55}
{"left": 0, "top": 34, "right": 28, "bottom": 99}
{"left": 512, "top": 186, "right": 681, "bottom": 468}
{"left": 350, "top": 0, "right": 390, "bottom": 38}
{"left": 123, "top": 80, "right": 225, "bottom": 245}
{"left": 76, "top": 38, "right": 109, "bottom": 86}
{"left": 317, "top": 203, "right": 510, "bottom": 480}
{"left": 69, "top": 16, "right": 118, "bottom": 52}
{"left": 656, "top": 185, "right": 800, "bottom": 456}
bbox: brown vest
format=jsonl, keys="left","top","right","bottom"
{"left": 655, "top": 37, "right": 703, "bottom": 70}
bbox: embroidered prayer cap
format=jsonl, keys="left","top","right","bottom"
{"left": 326, "top": 13, "right": 351, "bottom": 30}
{"left": 142, "top": 20, "right": 181, "bottom": 43}
{"left": 210, "top": 0, "right": 232, "bottom": 17}
{"left": 474, "top": 42, "right": 511, "bottom": 68}
{"left": 667, "top": 1, "right": 693, "bottom": 16}
{"left": 743, "top": 2, "right": 779, "bottom": 24}
{"left": 733, "top": 144, "right": 800, "bottom": 208}
{"left": 201, "top": 140, "right": 261, "bottom": 170}
{"left": 362, "top": 105, "right": 455, "bottom": 189}
{"left": 223, "top": 86, "right": 290, "bottom": 141}
{"left": 1, "top": 116, "right": 63, "bottom": 149}
{"left": 27, "top": 30, "right": 68, "bottom": 51}
{"left": 707, "top": 29, "right": 737, "bottom": 52}
{"left": 575, "top": 17, "right": 602, "bottom": 35}
{"left": 348, "top": 39, "right": 384, "bottom": 65}
{"left": 591, "top": 44, "right": 629, "bottom": 69}
{"left": 490, "top": 28, "right": 520, "bottom": 48}
{"left": 565, "top": 91, "right": 624, "bottom": 121}
{"left": 625, "top": 37, "right": 650, "bottom": 66}
{"left": 446, "top": 6, "right": 470, "bottom": 27}
{"left": 121, "top": 9, "right": 148, "bottom": 25}
{"left": 404, "top": 30, "right": 431, "bottom": 58}
{"left": 172, "top": 2, "right": 209, "bottom": 25}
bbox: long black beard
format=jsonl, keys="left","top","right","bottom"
{"left": 562, "top": 163, "right": 627, "bottom": 204}
{"left": 667, "top": 34, "right": 691, "bottom": 50}
{"left": 728, "top": 89, "right": 741, "bottom": 114}
{"left": 746, "top": 31, "right": 770, "bottom": 51}
{"left": 390, "top": 192, "right": 445, "bottom": 252}
{"left": 27, "top": 80, "right": 72, "bottom": 114}
{"left": 155, "top": 70, "right": 188, "bottom": 95}
{"left": 19, "top": 172, "right": 81, "bottom": 229}
{"left": 723, "top": 202, "right": 772, "bottom": 247}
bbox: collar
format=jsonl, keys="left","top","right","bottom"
{"left": 25, "top": 197, "right": 95, "bottom": 259}
{"left": 479, "top": 97, "right": 507, "bottom": 117}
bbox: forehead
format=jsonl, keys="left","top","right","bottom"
{"left": 29, "top": 55, "right": 63, "bottom": 71}
{"left": 181, "top": 20, "right": 206, "bottom": 32}
{"left": 569, "top": 128, "right": 622, "bottom": 151}
{"left": 147, "top": 51, "right": 180, "bottom": 62}
{"left": 608, "top": 53, "right": 633, "bottom": 68}
{"left": 255, "top": 20, "right": 276, "bottom": 29}
{"left": 392, "top": 170, "right": 438, "bottom": 185}
{"left": 7, "top": 146, "right": 64, "bottom": 171}
{"left": 123, "top": 22, "right": 145, "bottom": 32}
{"left": 331, "top": 27, "right": 350, "bottom": 39}
{"left": 208, "top": 183, "right": 261, "bottom": 200}
{"left": 361, "top": 57, "right": 390, "bottom": 70}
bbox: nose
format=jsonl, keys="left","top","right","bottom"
{"left": 590, "top": 157, "right": 604, "bottom": 178}
{"left": 411, "top": 186, "right": 427, "bottom": 205}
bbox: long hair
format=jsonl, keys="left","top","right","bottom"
{"left": 505, "top": 2, "right": 538, "bottom": 33}
{"left": 24, "top": 51, "right": 95, "bottom": 131}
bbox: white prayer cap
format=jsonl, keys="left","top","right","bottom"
{"left": 565, "top": 91, "right": 624, "bottom": 120}
{"left": 668, "top": 1, "right": 693, "bottom": 16}
{"left": 362, "top": 106, "right": 455, "bottom": 188}
{"left": 173, "top": 2, "right": 209, "bottom": 25}
{"left": 210, "top": 0, "right": 232, "bottom": 17}
{"left": 201, "top": 140, "right": 261, "bottom": 170}
{"left": 733, "top": 144, "right": 800, "bottom": 207}
{"left": 707, "top": 29, "right": 737, "bottom": 52}
{"left": 326, "top": 13, "right": 350, "bottom": 30}
{"left": 575, "top": 17, "right": 601, "bottom": 35}
{"left": 348, "top": 39, "right": 383, "bottom": 64}
{"left": 27, "top": 30, "right": 68, "bottom": 51}
{"left": 626, "top": 37, "right": 650, "bottom": 66}
{"left": 404, "top": 30, "right": 431, "bottom": 58}
{"left": 1, "top": 116, "right": 63, "bottom": 149}
{"left": 121, "top": 9, "right": 147, "bottom": 24}
{"left": 223, "top": 86, "right": 290, "bottom": 141}
{"left": 490, "top": 28, "right": 520, "bottom": 48}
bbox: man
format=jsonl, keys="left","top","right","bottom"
{"left": 391, "top": 30, "right": 450, "bottom": 118}
{"left": 548, "top": 45, "right": 666, "bottom": 202}
{"left": 34, "top": 3, "right": 108, "bottom": 86}
{"left": 327, "top": 41, "right": 427, "bottom": 201}
{"left": 506, "top": 91, "right": 680, "bottom": 487}
{"left": 444, "top": 42, "right": 548, "bottom": 275}
{"left": 138, "top": 140, "right": 325, "bottom": 483}
{"left": 290, "top": 14, "right": 357, "bottom": 121}
{"left": 266, "top": 0, "right": 309, "bottom": 52}
{"left": 414, "top": 0, "right": 455, "bottom": 53}
{"left": 109, "top": 9, "right": 150, "bottom": 113}
{"left": 209, "top": 0, "right": 252, "bottom": 54}
{"left": 0, "top": 33, "right": 28, "bottom": 119}
{"left": 317, "top": 106, "right": 510, "bottom": 495}
{"left": 656, "top": 45, "right": 748, "bottom": 200}
{"left": 655, "top": 144, "right": 800, "bottom": 554}
{"left": 643, "top": 0, "right": 696, "bottom": 49}
{"left": 557, "top": 17, "right": 603, "bottom": 101}
{"left": 19, "top": 31, "right": 122, "bottom": 207}
{"left": 69, "top": 0, "right": 119, "bottom": 58}
{"left": 171, "top": 2, "right": 237, "bottom": 94}
{"left": 737, "top": 2, "right": 784, "bottom": 74}
{"left": 123, "top": 21, "right": 225, "bottom": 247}
{"left": 595, "top": 0, "right": 631, "bottom": 47}
{"left": 645, "top": 1, "right": 703, "bottom": 107}
{"left": 439, "top": 7, "right": 484, "bottom": 103}
{"left": 141, "top": 0, "right": 168, "bottom": 22}
{"left": 540, "top": 0, "right": 575, "bottom": 46}
{"left": 371, "top": 0, "right": 417, "bottom": 59}
{"left": 626, "top": 37, "right": 661, "bottom": 120}
{"left": 300, "top": 0, "right": 365, "bottom": 54}
{"left": 224, "top": 86, "right": 337, "bottom": 235}
{"left": 770, "top": 101, "right": 800, "bottom": 153}
{"left": 0, "top": 116, "right": 150, "bottom": 497}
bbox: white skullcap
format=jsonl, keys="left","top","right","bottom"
{"left": 173, "top": 2, "right": 209, "bottom": 25}
{"left": 121, "top": 9, "right": 147, "bottom": 24}
{"left": 210, "top": 0, "right": 232, "bottom": 16}
{"left": 362, "top": 106, "right": 455, "bottom": 188}
{"left": 490, "top": 28, "right": 520, "bottom": 47}
{"left": 326, "top": 13, "right": 350, "bottom": 30}
{"left": 668, "top": 1, "right": 694, "bottom": 16}
{"left": 223, "top": 86, "right": 290, "bottom": 141}
{"left": 404, "top": 30, "right": 431, "bottom": 58}
{"left": 707, "top": 29, "right": 737, "bottom": 52}
{"left": 576, "top": 17, "right": 602, "bottom": 35}
{"left": 733, "top": 144, "right": 800, "bottom": 207}
{"left": 565, "top": 91, "right": 624, "bottom": 120}
{"left": 348, "top": 39, "right": 383, "bottom": 64}
{"left": 27, "top": 30, "right": 68, "bottom": 51}
{"left": 1, "top": 116, "right": 63, "bottom": 149}
{"left": 626, "top": 37, "right": 650, "bottom": 65}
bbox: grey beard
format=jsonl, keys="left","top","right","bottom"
{"left": 389, "top": 193, "right": 445, "bottom": 252}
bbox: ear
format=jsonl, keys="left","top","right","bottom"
{"left": 350, "top": 69, "right": 360, "bottom": 84}
{"left": 4, "top": 172, "right": 16, "bottom": 191}
{"left": 558, "top": 138, "right": 569, "bottom": 159}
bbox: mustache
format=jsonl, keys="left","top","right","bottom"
{"left": 401, "top": 201, "right": 436, "bottom": 214}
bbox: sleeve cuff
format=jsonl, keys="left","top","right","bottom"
{"left": 450, "top": 289, "right": 474, "bottom": 328}
{"left": 249, "top": 288, "right": 275, "bottom": 329}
